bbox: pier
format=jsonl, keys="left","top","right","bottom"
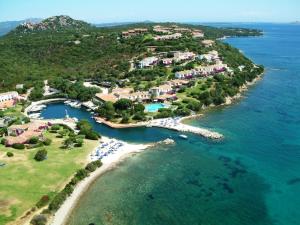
{"left": 95, "top": 117, "right": 223, "bottom": 140}
{"left": 148, "top": 118, "right": 223, "bottom": 139}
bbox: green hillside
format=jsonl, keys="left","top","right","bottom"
{"left": 0, "top": 16, "right": 262, "bottom": 92}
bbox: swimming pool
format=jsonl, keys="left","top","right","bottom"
{"left": 145, "top": 103, "right": 167, "bottom": 113}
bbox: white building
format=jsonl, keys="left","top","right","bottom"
{"left": 192, "top": 31, "right": 204, "bottom": 38}
{"left": 0, "top": 91, "right": 19, "bottom": 102}
{"left": 202, "top": 39, "right": 215, "bottom": 47}
{"left": 174, "top": 52, "right": 196, "bottom": 62}
{"left": 175, "top": 62, "right": 228, "bottom": 79}
{"left": 139, "top": 57, "right": 159, "bottom": 68}
{"left": 162, "top": 58, "right": 173, "bottom": 65}
{"left": 175, "top": 70, "right": 196, "bottom": 79}
{"left": 119, "top": 91, "right": 151, "bottom": 102}
{"left": 15, "top": 84, "right": 24, "bottom": 89}
{"left": 0, "top": 91, "right": 19, "bottom": 109}
{"left": 154, "top": 33, "right": 182, "bottom": 41}
{"left": 199, "top": 50, "right": 220, "bottom": 62}
{"left": 150, "top": 84, "right": 173, "bottom": 97}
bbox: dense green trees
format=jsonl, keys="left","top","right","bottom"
{"left": 97, "top": 101, "right": 115, "bottom": 120}
{"left": 114, "top": 99, "right": 133, "bottom": 111}
{"left": 29, "top": 136, "right": 39, "bottom": 144}
{"left": 36, "top": 195, "right": 50, "bottom": 208}
{"left": 76, "top": 120, "right": 99, "bottom": 140}
{"left": 49, "top": 78, "right": 99, "bottom": 101}
{"left": 29, "top": 87, "right": 44, "bottom": 101}
{"left": 6, "top": 152, "right": 14, "bottom": 157}
{"left": 174, "top": 107, "right": 191, "bottom": 116}
{"left": 43, "top": 138, "right": 52, "bottom": 146}
{"left": 125, "top": 68, "right": 167, "bottom": 84}
{"left": 30, "top": 214, "right": 47, "bottom": 225}
{"left": 0, "top": 20, "right": 264, "bottom": 123}
{"left": 96, "top": 100, "right": 147, "bottom": 123}
{"left": 12, "top": 143, "right": 25, "bottom": 149}
{"left": 48, "top": 160, "right": 102, "bottom": 212}
{"left": 0, "top": 21, "right": 262, "bottom": 91}
{"left": 34, "top": 149, "right": 48, "bottom": 161}
{"left": 0, "top": 27, "right": 139, "bottom": 91}
{"left": 183, "top": 99, "right": 202, "bottom": 112}
{"left": 155, "top": 108, "right": 174, "bottom": 119}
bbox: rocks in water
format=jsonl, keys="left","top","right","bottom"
{"left": 222, "top": 183, "right": 234, "bottom": 194}
{"left": 208, "top": 187, "right": 215, "bottom": 192}
{"left": 205, "top": 192, "right": 213, "bottom": 197}
{"left": 218, "top": 156, "right": 231, "bottom": 163}
{"left": 234, "top": 159, "right": 242, "bottom": 166}
{"left": 160, "top": 138, "right": 175, "bottom": 145}
{"left": 217, "top": 182, "right": 234, "bottom": 194}
{"left": 147, "top": 194, "right": 155, "bottom": 200}
{"left": 287, "top": 178, "right": 300, "bottom": 185}
{"left": 219, "top": 156, "right": 248, "bottom": 178}
{"left": 228, "top": 167, "right": 247, "bottom": 178}
{"left": 194, "top": 170, "right": 200, "bottom": 176}
{"left": 186, "top": 179, "right": 203, "bottom": 188}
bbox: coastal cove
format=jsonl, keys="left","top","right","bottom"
{"left": 56, "top": 23, "right": 300, "bottom": 225}
{"left": 0, "top": 0, "right": 299, "bottom": 223}
{"left": 0, "top": 21, "right": 299, "bottom": 225}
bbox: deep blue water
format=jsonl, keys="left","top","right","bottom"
{"left": 41, "top": 23, "right": 300, "bottom": 225}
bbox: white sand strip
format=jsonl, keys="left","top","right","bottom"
{"left": 50, "top": 137, "right": 152, "bottom": 225}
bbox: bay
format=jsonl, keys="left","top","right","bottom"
{"left": 42, "top": 23, "right": 300, "bottom": 225}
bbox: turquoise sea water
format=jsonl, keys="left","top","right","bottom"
{"left": 41, "top": 24, "right": 300, "bottom": 225}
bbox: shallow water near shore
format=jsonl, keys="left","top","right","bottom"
{"left": 42, "top": 23, "right": 300, "bottom": 225}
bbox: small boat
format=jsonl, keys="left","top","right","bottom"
{"left": 29, "top": 104, "right": 46, "bottom": 113}
{"left": 29, "top": 113, "right": 41, "bottom": 119}
{"left": 179, "top": 134, "right": 188, "bottom": 139}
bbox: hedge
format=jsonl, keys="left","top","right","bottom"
{"left": 6, "top": 152, "right": 14, "bottom": 157}
{"left": 47, "top": 160, "right": 102, "bottom": 212}
{"left": 34, "top": 149, "right": 48, "bottom": 161}
{"left": 12, "top": 143, "right": 25, "bottom": 149}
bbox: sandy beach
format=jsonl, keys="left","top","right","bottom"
{"left": 49, "top": 136, "right": 154, "bottom": 225}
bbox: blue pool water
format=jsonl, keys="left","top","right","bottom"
{"left": 41, "top": 23, "right": 300, "bottom": 225}
{"left": 145, "top": 103, "right": 167, "bottom": 112}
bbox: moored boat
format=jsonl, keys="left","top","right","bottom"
{"left": 179, "top": 134, "right": 188, "bottom": 139}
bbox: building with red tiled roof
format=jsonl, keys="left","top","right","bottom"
{"left": 5, "top": 121, "right": 48, "bottom": 146}
{"left": 0, "top": 91, "right": 19, "bottom": 109}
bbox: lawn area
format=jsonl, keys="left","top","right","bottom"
{"left": 142, "top": 34, "right": 153, "bottom": 42}
{"left": 0, "top": 132, "right": 98, "bottom": 225}
{"left": 1, "top": 105, "right": 24, "bottom": 118}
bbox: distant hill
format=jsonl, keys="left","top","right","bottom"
{"left": 290, "top": 21, "right": 300, "bottom": 25}
{"left": 95, "top": 22, "right": 136, "bottom": 28}
{"left": 11, "top": 15, "right": 93, "bottom": 34}
{"left": 0, "top": 18, "right": 41, "bottom": 36}
{"left": 95, "top": 21, "right": 154, "bottom": 28}
{"left": 0, "top": 15, "right": 263, "bottom": 91}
